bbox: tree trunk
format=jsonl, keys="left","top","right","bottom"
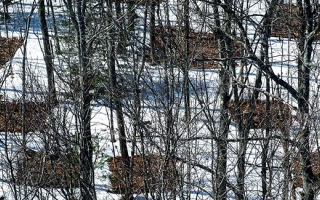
{"left": 213, "top": 3, "right": 231, "bottom": 199}
{"left": 183, "top": 0, "right": 191, "bottom": 199}
{"left": 262, "top": 78, "right": 270, "bottom": 200}
{"left": 48, "top": 0, "right": 61, "bottom": 53}
{"left": 116, "top": 1, "right": 126, "bottom": 54}
{"left": 74, "top": 0, "right": 96, "bottom": 199}
{"left": 297, "top": 0, "right": 316, "bottom": 199}
{"left": 260, "top": 7, "right": 271, "bottom": 198}
{"left": 107, "top": 1, "right": 132, "bottom": 199}
{"left": 183, "top": 0, "right": 190, "bottom": 123}
{"left": 149, "top": 0, "right": 156, "bottom": 64}
{"left": 38, "top": 0, "right": 57, "bottom": 106}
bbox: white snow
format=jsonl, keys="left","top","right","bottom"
{"left": 0, "top": 0, "right": 319, "bottom": 199}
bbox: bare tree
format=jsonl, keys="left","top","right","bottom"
{"left": 296, "top": 0, "right": 318, "bottom": 198}
{"left": 62, "top": 0, "right": 96, "bottom": 198}
{"left": 38, "top": 0, "right": 58, "bottom": 107}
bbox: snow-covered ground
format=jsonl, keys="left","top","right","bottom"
{"left": 0, "top": 0, "right": 319, "bottom": 199}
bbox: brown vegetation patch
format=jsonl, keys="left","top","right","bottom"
{"left": 292, "top": 152, "right": 320, "bottom": 189}
{"left": 107, "top": 154, "right": 178, "bottom": 194}
{"left": 146, "top": 26, "right": 242, "bottom": 69}
{"left": 228, "top": 99, "right": 292, "bottom": 129}
{"left": 271, "top": 4, "right": 320, "bottom": 40}
{"left": 0, "top": 37, "right": 24, "bottom": 68}
{"left": 188, "top": 32, "right": 220, "bottom": 69}
{"left": 0, "top": 101, "right": 48, "bottom": 132}
{"left": 15, "top": 149, "right": 79, "bottom": 188}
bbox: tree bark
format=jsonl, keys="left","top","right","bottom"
{"left": 48, "top": 0, "right": 61, "bottom": 53}
{"left": 107, "top": 1, "right": 133, "bottom": 199}
{"left": 149, "top": 0, "right": 157, "bottom": 64}
{"left": 73, "top": 0, "right": 96, "bottom": 199}
{"left": 297, "top": 0, "right": 316, "bottom": 199}
{"left": 38, "top": 0, "right": 57, "bottom": 107}
{"left": 213, "top": 2, "right": 230, "bottom": 199}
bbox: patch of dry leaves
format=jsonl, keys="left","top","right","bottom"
{"left": 271, "top": 4, "right": 320, "bottom": 40}
{"left": 0, "top": 37, "right": 23, "bottom": 68}
{"left": 146, "top": 26, "right": 242, "bottom": 69}
{"left": 107, "top": 155, "right": 178, "bottom": 194}
{"left": 228, "top": 99, "right": 292, "bottom": 130}
{"left": 15, "top": 149, "right": 80, "bottom": 188}
{"left": 0, "top": 101, "right": 48, "bottom": 132}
